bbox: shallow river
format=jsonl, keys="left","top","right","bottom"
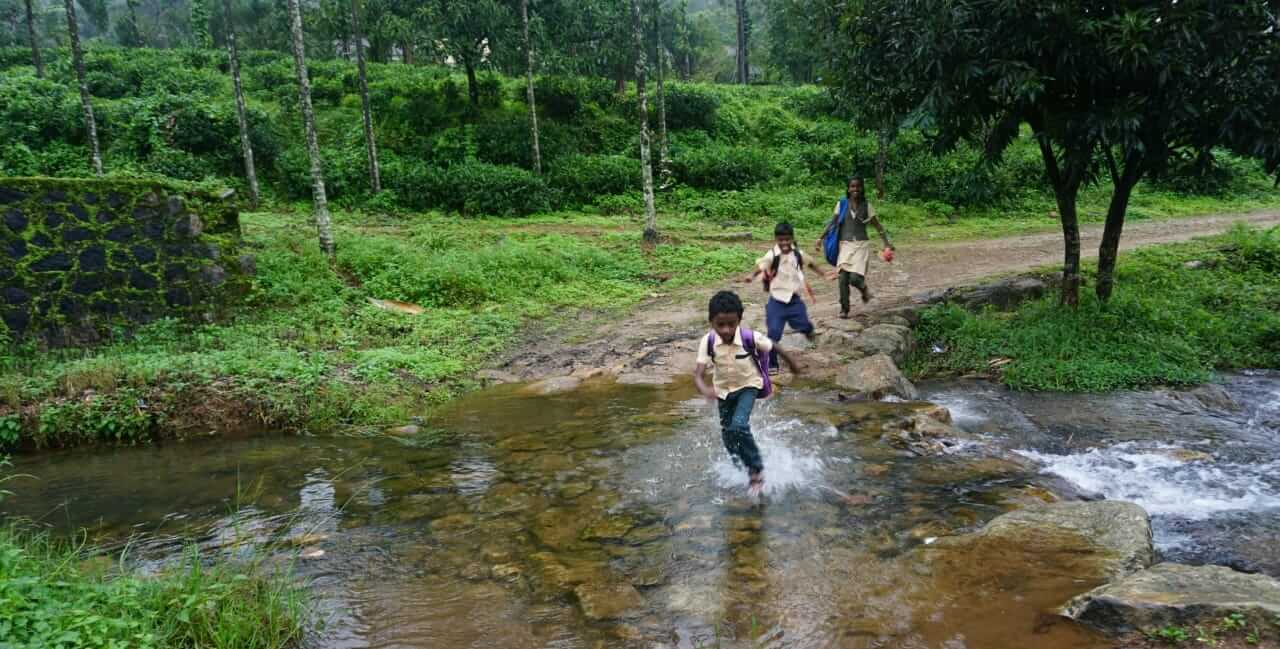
{"left": 5, "top": 372, "right": 1279, "bottom": 648}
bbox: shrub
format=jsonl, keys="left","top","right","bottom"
{"left": 548, "top": 154, "right": 641, "bottom": 204}
{"left": 440, "top": 162, "right": 552, "bottom": 216}
{"left": 534, "top": 75, "right": 615, "bottom": 119}
{"left": 671, "top": 145, "right": 789, "bottom": 190}
{"left": 664, "top": 83, "right": 721, "bottom": 131}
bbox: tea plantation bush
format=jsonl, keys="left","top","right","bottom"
{"left": 1, "top": 46, "right": 1274, "bottom": 218}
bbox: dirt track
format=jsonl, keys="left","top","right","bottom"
{"left": 488, "top": 211, "right": 1280, "bottom": 386}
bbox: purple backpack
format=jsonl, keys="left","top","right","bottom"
{"left": 705, "top": 328, "right": 773, "bottom": 399}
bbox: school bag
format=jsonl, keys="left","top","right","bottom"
{"left": 821, "top": 198, "right": 848, "bottom": 266}
{"left": 704, "top": 328, "right": 773, "bottom": 399}
{"left": 762, "top": 248, "right": 803, "bottom": 293}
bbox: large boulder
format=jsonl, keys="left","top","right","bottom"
{"left": 849, "top": 323, "right": 915, "bottom": 365}
{"left": 836, "top": 354, "right": 919, "bottom": 401}
{"left": 1061, "top": 563, "right": 1280, "bottom": 633}
{"left": 953, "top": 277, "right": 1049, "bottom": 311}
{"left": 918, "top": 501, "right": 1154, "bottom": 584}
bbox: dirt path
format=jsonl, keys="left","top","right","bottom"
{"left": 489, "top": 211, "right": 1280, "bottom": 387}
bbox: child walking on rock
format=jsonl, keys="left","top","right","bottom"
{"left": 745, "top": 222, "right": 833, "bottom": 373}
{"left": 817, "top": 177, "right": 895, "bottom": 318}
{"left": 692, "top": 291, "right": 800, "bottom": 497}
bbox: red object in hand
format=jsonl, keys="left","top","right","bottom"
{"left": 881, "top": 248, "right": 895, "bottom": 263}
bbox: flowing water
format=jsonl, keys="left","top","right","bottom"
{"left": 5, "top": 372, "right": 1279, "bottom": 648}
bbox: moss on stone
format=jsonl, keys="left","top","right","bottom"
{"left": 0, "top": 177, "right": 252, "bottom": 346}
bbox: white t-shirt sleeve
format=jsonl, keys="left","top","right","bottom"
{"left": 756, "top": 249, "right": 775, "bottom": 271}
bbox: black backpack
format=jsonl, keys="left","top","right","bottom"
{"left": 763, "top": 249, "right": 802, "bottom": 292}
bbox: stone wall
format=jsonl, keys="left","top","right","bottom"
{"left": 0, "top": 177, "right": 253, "bottom": 346}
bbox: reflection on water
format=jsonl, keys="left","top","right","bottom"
{"left": 5, "top": 375, "right": 1279, "bottom": 648}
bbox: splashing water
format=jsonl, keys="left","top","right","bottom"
{"left": 1016, "top": 443, "right": 1280, "bottom": 520}
{"left": 708, "top": 402, "right": 831, "bottom": 497}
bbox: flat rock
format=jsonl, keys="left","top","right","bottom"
{"left": 521, "top": 376, "right": 582, "bottom": 395}
{"left": 952, "top": 276, "right": 1048, "bottom": 311}
{"left": 920, "top": 501, "right": 1153, "bottom": 583}
{"left": 1061, "top": 563, "right": 1280, "bottom": 633}
{"left": 781, "top": 331, "right": 813, "bottom": 350}
{"left": 837, "top": 353, "right": 919, "bottom": 401}
{"left": 574, "top": 582, "right": 645, "bottom": 620}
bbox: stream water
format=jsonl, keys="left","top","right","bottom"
{"left": 4, "top": 372, "right": 1279, "bottom": 648}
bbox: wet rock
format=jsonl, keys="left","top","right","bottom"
{"left": 781, "top": 331, "right": 813, "bottom": 350}
{"left": 583, "top": 515, "right": 636, "bottom": 541}
{"left": 1153, "top": 448, "right": 1214, "bottom": 463}
{"left": 574, "top": 582, "right": 645, "bottom": 620}
{"left": 461, "top": 562, "right": 490, "bottom": 580}
{"left": 558, "top": 482, "right": 593, "bottom": 499}
{"left": 624, "top": 524, "right": 670, "bottom": 545}
{"left": 1156, "top": 383, "right": 1240, "bottom": 414}
{"left": 816, "top": 329, "right": 860, "bottom": 352}
{"left": 387, "top": 424, "right": 420, "bottom": 436}
{"left": 1061, "top": 563, "right": 1280, "bottom": 633}
{"left": 920, "top": 501, "right": 1153, "bottom": 583}
{"left": 476, "top": 369, "right": 520, "bottom": 384}
{"left": 521, "top": 376, "right": 582, "bottom": 396}
{"left": 614, "top": 372, "right": 674, "bottom": 386}
{"left": 530, "top": 552, "right": 609, "bottom": 591}
{"left": 491, "top": 563, "right": 523, "bottom": 581}
{"left": 533, "top": 510, "right": 585, "bottom": 550}
{"left": 849, "top": 324, "right": 916, "bottom": 365}
{"left": 837, "top": 354, "right": 920, "bottom": 401}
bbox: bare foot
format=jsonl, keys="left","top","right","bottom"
{"left": 747, "top": 472, "right": 765, "bottom": 498}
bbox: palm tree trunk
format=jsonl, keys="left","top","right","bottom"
{"left": 521, "top": 0, "right": 542, "bottom": 175}
{"left": 734, "top": 0, "right": 747, "bottom": 84}
{"left": 350, "top": 0, "right": 381, "bottom": 192}
{"left": 64, "top": 0, "right": 102, "bottom": 176}
{"left": 286, "top": 0, "right": 335, "bottom": 259}
{"left": 223, "top": 0, "right": 259, "bottom": 207}
{"left": 25, "top": 0, "right": 43, "bottom": 78}
{"left": 630, "top": 0, "right": 657, "bottom": 244}
{"left": 653, "top": 0, "right": 669, "bottom": 186}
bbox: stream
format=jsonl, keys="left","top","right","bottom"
{"left": 4, "top": 372, "right": 1279, "bottom": 648}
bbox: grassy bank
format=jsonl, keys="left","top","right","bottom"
{"left": 0, "top": 208, "right": 758, "bottom": 450}
{"left": 0, "top": 524, "right": 307, "bottom": 649}
{"left": 909, "top": 226, "right": 1280, "bottom": 391}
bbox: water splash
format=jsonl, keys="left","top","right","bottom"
{"left": 709, "top": 404, "right": 828, "bottom": 497}
{"left": 1016, "top": 443, "right": 1280, "bottom": 520}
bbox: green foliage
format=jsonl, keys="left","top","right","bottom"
{"left": 911, "top": 227, "right": 1280, "bottom": 391}
{"left": 548, "top": 154, "right": 640, "bottom": 203}
{"left": 1150, "top": 625, "right": 1191, "bottom": 644}
{"left": 0, "top": 526, "right": 308, "bottom": 649}
{"left": 671, "top": 144, "right": 790, "bottom": 190}
{"left": 663, "top": 83, "right": 721, "bottom": 131}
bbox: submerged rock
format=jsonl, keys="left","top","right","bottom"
{"left": 1061, "top": 563, "right": 1280, "bottom": 633}
{"left": 574, "top": 582, "right": 645, "bottom": 620}
{"left": 919, "top": 501, "right": 1153, "bottom": 584}
{"left": 521, "top": 376, "right": 582, "bottom": 396}
{"left": 837, "top": 353, "right": 919, "bottom": 401}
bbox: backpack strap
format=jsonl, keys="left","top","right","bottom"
{"left": 769, "top": 249, "right": 804, "bottom": 276}
{"left": 705, "top": 332, "right": 717, "bottom": 360}
{"left": 740, "top": 327, "right": 755, "bottom": 354}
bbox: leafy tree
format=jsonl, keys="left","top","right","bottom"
{"left": 422, "top": 0, "right": 513, "bottom": 106}
{"left": 838, "top": 0, "right": 1280, "bottom": 305}
{"left": 115, "top": 0, "right": 143, "bottom": 46}
{"left": 190, "top": 0, "right": 212, "bottom": 47}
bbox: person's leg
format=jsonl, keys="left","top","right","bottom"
{"left": 764, "top": 297, "right": 785, "bottom": 368}
{"left": 726, "top": 388, "right": 763, "bottom": 475}
{"left": 719, "top": 391, "right": 743, "bottom": 469}
{"left": 850, "top": 272, "right": 870, "bottom": 302}
{"left": 787, "top": 298, "right": 815, "bottom": 338}
{"left": 838, "top": 270, "right": 852, "bottom": 315}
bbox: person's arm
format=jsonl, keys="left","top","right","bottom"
{"left": 692, "top": 362, "right": 717, "bottom": 400}
{"left": 869, "top": 205, "right": 893, "bottom": 250}
{"left": 775, "top": 346, "right": 802, "bottom": 376}
{"left": 745, "top": 250, "right": 773, "bottom": 283}
{"left": 804, "top": 278, "right": 818, "bottom": 303}
{"left": 815, "top": 203, "right": 841, "bottom": 253}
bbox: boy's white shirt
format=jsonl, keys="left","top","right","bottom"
{"left": 756, "top": 245, "right": 805, "bottom": 303}
{"left": 695, "top": 327, "right": 774, "bottom": 399}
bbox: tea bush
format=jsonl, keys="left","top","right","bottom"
{"left": 548, "top": 154, "right": 640, "bottom": 203}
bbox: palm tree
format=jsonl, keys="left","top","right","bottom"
{"left": 286, "top": 0, "right": 336, "bottom": 258}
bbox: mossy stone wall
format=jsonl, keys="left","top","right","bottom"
{"left": 0, "top": 177, "right": 253, "bottom": 346}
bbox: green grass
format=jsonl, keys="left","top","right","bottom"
{"left": 0, "top": 524, "right": 308, "bottom": 649}
{"left": 909, "top": 225, "right": 1280, "bottom": 391}
{"left": 0, "top": 208, "right": 755, "bottom": 449}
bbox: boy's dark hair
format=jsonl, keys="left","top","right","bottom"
{"left": 774, "top": 222, "right": 795, "bottom": 237}
{"left": 708, "top": 290, "right": 745, "bottom": 320}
